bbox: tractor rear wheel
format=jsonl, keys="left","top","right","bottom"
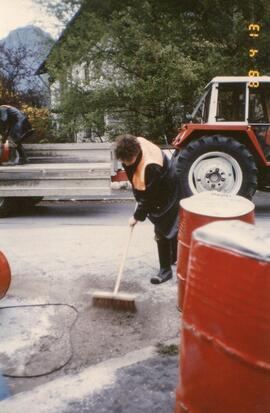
{"left": 176, "top": 135, "right": 258, "bottom": 199}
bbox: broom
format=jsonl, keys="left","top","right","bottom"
{"left": 92, "top": 226, "right": 136, "bottom": 312}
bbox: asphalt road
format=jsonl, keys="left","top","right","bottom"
{"left": 0, "top": 196, "right": 179, "bottom": 396}
{"left": 0, "top": 190, "right": 269, "bottom": 411}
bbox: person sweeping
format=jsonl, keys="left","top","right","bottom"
{"left": 115, "top": 134, "right": 180, "bottom": 284}
{"left": 92, "top": 134, "right": 180, "bottom": 311}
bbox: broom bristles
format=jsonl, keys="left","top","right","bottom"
{"left": 92, "top": 291, "right": 136, "bottom": 312}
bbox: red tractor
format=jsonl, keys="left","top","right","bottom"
{"left": 173, "top": 76, "right": 270, "bottom": 199}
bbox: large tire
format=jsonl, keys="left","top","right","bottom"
{"left": 176, "top": 135, "right": 258, "bottom": 199}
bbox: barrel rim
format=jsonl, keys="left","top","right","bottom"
{"left": 192, "top": 220, "right": 270, "bottom": 262}
{"left": 180, "top": 192, "right": 254, "bottom": 218}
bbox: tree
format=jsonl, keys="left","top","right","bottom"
{"left": 0, "top": 39, "right": 49, "bottom": 104}
{"left": 0, "top": 44, "right": 30, "bottom": 106}
{"left": 35, "top": 0, "right": 270, "bottom": 142}
{"left": 0, "top": 44, "right": 54, "bottom": 142}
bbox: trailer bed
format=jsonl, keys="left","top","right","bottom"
{"left": 0, "top": 143, "right": 114, "bottom": 199}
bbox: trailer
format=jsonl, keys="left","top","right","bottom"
{"left": 0, "top": 143, "right": 113, "bottom": 217}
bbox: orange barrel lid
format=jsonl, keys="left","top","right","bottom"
{"left": 180, "top": 191, "right": 255, "bottom": 218}
{"left": 193, "top": 219, "right": 270, "bottom": 262}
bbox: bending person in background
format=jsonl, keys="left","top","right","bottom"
{"left": 116, "top": 134, "right": 180, "bottom": 284}
{"left": 0, "top": 105, "right": 33, "bottom": 164}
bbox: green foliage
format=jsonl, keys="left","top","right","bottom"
{"left": 37, "top": 0, "right": 270, "bottom": 142}
{"left": 21, "top": 105, "right": 54, "bottom": 143}
{"left": 0, "top": 42, "right": 54, "bottom": 142}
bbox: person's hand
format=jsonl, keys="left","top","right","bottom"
{"left": 128, "top": 216, "right": 138, "bottom": 227}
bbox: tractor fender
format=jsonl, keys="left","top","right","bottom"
{"left": 172, "top": 124, "right": 269, "bottom": 166}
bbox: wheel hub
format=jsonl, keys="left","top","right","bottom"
{"left": 206, "top": 168, "right": 222, "bottom": 182}
{"left": 188, "top": 152, "right": 242, "bottom": 194}
{"left": 195, "top": 161, "right": 233, "bottom": 191}
{"left": 204, "top": 167, "right": 227, "bottom": 188}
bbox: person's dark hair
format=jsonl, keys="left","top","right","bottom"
{"left": 115, "top": 134, "right": 141, "bottom": 161}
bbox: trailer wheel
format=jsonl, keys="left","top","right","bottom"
{"left": 176, "top": 135, "right": 258, "bottom": 199}
{"left": 21, "top": 197, "right": 44, "bottom": 208}
{"left": 0, "top": 197, "right": 44, "bottom": 217}
{"left": 0, "top": 198, "right": 17, "bottom": 218}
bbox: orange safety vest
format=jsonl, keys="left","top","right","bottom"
{"left": 132, "top": 137, "right": 163, "bottom": 191}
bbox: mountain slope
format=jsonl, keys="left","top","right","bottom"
{"left": 0, "top": 25, "right": 53, "bottom": 101}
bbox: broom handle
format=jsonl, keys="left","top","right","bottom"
{"left": 113, "top": 225, "right": 134, "bottom": 295}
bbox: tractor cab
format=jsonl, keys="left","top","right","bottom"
{"left": 192, "top": 76, "right": 270, "bottom": 123}
{"left": 173, "top": 76, "right": 270, "bottom": 199}
{"left": 190, "top": 76, "right": 270, "bottom": 158}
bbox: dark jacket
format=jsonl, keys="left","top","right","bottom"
{"left": 123, "top": 137, "right": 179, "bottom": 239}
{"left": 0, "top": 105, "right": 33, "bottom": 144}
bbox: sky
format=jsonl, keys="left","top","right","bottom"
{"left": 0, "top": 0, "right": 60, "bottom": 39}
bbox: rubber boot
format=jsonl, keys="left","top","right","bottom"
{"left": 151, "top": 236, "right": 173, "bottom": 284}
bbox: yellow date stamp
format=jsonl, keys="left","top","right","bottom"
{"left": 248, "top": 23, "right": 261, "bottom": 88}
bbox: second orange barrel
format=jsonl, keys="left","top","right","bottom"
{"left": 177, "top": 191, "right": 255, "bottom": 311}
{"left": 175, "top": 220, "right": 270, "bottom": 413}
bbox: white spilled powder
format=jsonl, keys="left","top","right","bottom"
{"left": 180, "top": 191, "right": 254, "bottom": 217}
{"left": 0, "top": 307, "right": 53, "bottom": 356}
{"left": 0, "top": 346, "right": 156, "bottom": 413}
{"left": 193, "top": 220, "right": 270, "bottom": 261}
{"left": 0, "top": 306, "right": 56, "bottom": 376}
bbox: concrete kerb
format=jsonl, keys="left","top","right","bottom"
{"left": 0, "top": 338, "right": 179, "bottom": 413}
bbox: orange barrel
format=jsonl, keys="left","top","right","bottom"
{"left": 177, "top": 192, "right": 255, "bottom": 311}
{"left": 0, "top": 142, "right": 10, "bottom": 163}
{"left": 0, "top": 251, "right": 11, "bottom": 299}
{"left": 175, "top": 220, "right": 270, "bottom": 413}
{"left": 1, "top": 141, "right": 10, "bottom": 163}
